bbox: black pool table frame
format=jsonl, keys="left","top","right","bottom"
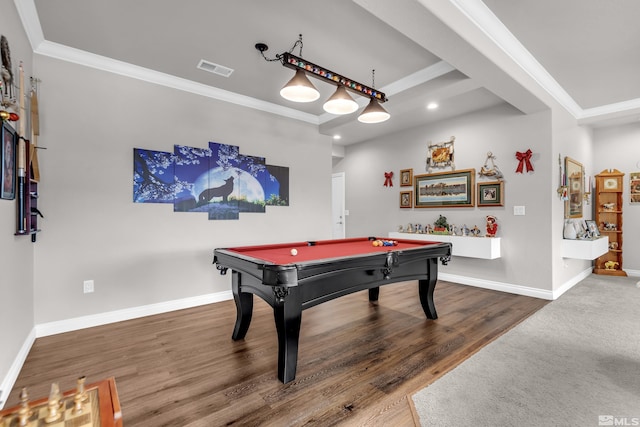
{"left": 213, "top": 238, "right": 451, "bottom": 383}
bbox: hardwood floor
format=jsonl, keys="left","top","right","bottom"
{"left": 6, "top": 281, "right": 547, "bottom": 426}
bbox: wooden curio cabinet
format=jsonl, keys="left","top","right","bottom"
{"left": 593, "top": 169, "right": 627, "bottom": 276}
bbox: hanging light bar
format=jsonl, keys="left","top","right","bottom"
{"left": 280, "top": 52, "right": 387, "bottom": 104}
{"left": 256, "top": 35, "right": 389, "bottom": 123}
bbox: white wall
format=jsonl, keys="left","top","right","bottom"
{"left": 0, "top": 0, "right": 36, "bottom": 404}
{"left": 593, "top": 122, "right": 640, "bottom": 273}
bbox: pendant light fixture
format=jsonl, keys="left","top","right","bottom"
{"left": 323, "top": 86, "right": 358, "bottom": 114}
{"left": 280, "top": 69, "right": 320, "bottom": 102}
{"left": 256, "top": 35, "right": 389, "bottom": 123}
{"left": 358, "top": 70, "right": 390, "bottom": 123}
{"left": 358, "top": 97, "right": 390, "bottom": 123}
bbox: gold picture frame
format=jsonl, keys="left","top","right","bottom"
{"left": 400, "top": 190, "right": 412, "bottom": 208}
{"left": 565, "top": 157, "right": 583, "bottom": 218}
{"left": 414, "top": 168, "right": 475, "bottom": 208}
{"left": 400, "top": 168, "right": 413, "bottom": 187}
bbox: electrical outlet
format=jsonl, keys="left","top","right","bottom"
{"left": 83, "top": 280, "right": 94, "bottom": 293}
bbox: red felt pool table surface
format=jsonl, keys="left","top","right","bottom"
{"left": 223, "top": 237, "right": 441, "bottom": 265}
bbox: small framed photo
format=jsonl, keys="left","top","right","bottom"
{"left": 585, "top": 220, "right": 600, "bottom": 237}
{"left": 477, "top": 181, "right": 504, "bottom": 207}
{"left": 400, "top": 168, "right": 413, "bottom": 187}
{"left": 400, "top": 190, "right": 412, "bottom": 208}
{"left": 1, "top": 121, "right": 17, "bottom": 200}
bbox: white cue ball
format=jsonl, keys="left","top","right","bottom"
{"left": 290, "top": 248, "right": 298, "bottom": 256}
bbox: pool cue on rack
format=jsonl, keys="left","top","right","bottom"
{"left": 17, "top": 62, "right": 26, "bottom": 233}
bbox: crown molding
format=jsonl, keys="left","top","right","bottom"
{"left": 446, "top": 0, "right": 583, "bottom": 118}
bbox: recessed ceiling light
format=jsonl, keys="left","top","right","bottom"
{"left": 333, "top": 135, "right": 342, "bottom": 140}
{"left": 427, "top": 102, "right": 439, "bottom": 110}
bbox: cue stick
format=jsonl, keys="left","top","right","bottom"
{"left": 30, "top": 79, "right": 40, "bottom": 182}
{"left": 17, "top": 62, "right": 26, "bottom": 232}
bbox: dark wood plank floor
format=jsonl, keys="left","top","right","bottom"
{"left": 6, "top": 281, "right": 547, "bottom": 426}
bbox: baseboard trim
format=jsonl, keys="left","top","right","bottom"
{"left": 0, "top": 328, "right": 35, "bottom": 409}
{"left": 439, "top": 268, "right": 592, "bottom": 301}
{"left": 35, "top": 290, "right": 233, "bottom": 338}
{"left": 1, "top": 290, "right": 232, "bottom": 409}
{"left": 624, "top": 268, "right": 640, "bottom": 277}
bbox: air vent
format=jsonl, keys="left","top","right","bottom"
{"left": 197, "top": 59, "right": 234, "bottom": 77}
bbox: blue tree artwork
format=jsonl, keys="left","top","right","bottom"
{"left": 132, "top": 141, "right": 289, "bottom": 220}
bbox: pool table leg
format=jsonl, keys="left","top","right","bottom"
{"left": 273, "top": 286, "right": 302, "bottom": 383}
{"left": 231, "top": 272, "right": 253, "bottom": 340}
{"left": 418, "top": 258, "right": 439, "bottom": 319}
{"left": 368, "top": 287, "right": 380, "bottom": 301}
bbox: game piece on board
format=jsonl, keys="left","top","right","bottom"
{"left": 45, "top": 383, "right": 62, "bottom": 423}
{"left": 290, "top": 248, "right": 298, "bottom": 256}
{"left": 18, "top": 387, "right": 30, "bottom": 426}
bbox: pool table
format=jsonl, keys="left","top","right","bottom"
{"left": 213, "top": 236, "right": 452, "bottom": 383}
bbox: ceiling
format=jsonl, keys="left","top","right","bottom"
{"left": 15, "top": 0, "right": 640, "bottom": 146}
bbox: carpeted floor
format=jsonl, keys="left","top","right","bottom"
{"left": 412, "top": 275, "right": 640, "bottom": 427}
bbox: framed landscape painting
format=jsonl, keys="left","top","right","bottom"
{"left": 414, "top": 168, "right": 475, "bottom": 208}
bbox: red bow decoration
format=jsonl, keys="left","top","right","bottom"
{"left": 515, "top": 149, "right": 534, "bottom": 173}
{"left": 384, "top": 171, "right": 394, "bottom": 187}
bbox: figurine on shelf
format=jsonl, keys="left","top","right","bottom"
{"left": 462, "top": 224, "right": 470, "bottom": 236}
{"left": 602, "top": 221, "right": 617, "bottom": 231}
{"left": 602, "top": 202, "right": 616, "bottom": 211}
{"left": 433, "top": 215, "right": 449, "bottom": 234}
{"left": 425, "top": 224, "right": 433, "bottom": 234}
{"left": 470, "top": 225, "right": 482, "bottom": 237}
{"left": 604, "top": 260, "right": 619, "bottom": 270}
{"left": 406, "top": 223, "right": 414, "bottom": 233}
{"left": 398, "top": 225, "right": 404, "bottom": 232}
{"left": 449, "top": 224, "right": 457, "bottom": 235}
{"left": 485, "top": 215, "right": 498, "bottom": 237}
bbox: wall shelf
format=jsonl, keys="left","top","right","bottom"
{"left": 561, "top": 236, "right": 609, "bottom": 260}
{"left": 388, "top": 232, "right": 501, "bottom": 259}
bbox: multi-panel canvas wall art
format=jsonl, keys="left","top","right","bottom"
{"left": 133, "top": 142, "right": 289, "bottom": 220}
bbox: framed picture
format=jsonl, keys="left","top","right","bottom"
{"left": 1, "top": 121, "right": 17, "bottom": 200}
{"left": 585, "top": 220, "right": 600, "bottom": 237}
{"left": 477, "top": 181, "right": 504, "bottom": 207}
{"left": 426, "top": 136, "right": 455, "bottom": 172}
{"left": 630, "top": 171, "right": 640, "bottom": 204}
{"left": 400, "top": 168, "right": 413, "bottom": 187}
{"left": 414, "top": 168, "right": 475, "bottom": 208}
{"left": 565, "top": 157, "right": 583, "bottom": 218}
{"left": 400, "top": 190, "right": 412, "bottom": 208}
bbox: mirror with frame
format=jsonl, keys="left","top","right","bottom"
{"left": 565, "top": 157, "right": 583, "bottom": 218}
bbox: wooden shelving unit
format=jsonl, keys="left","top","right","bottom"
{"left": 593, "top": 169, "right": 627, "bottom": 276}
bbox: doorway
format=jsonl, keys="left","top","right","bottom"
{"left": 331, "top": 172, "right": 345, "bottom": 238}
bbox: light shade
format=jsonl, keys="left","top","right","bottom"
{"left": 323, "top": 86, "right": 359, "bottom": 115}
{"left": 280, "top": 69, "right": 320, "bottom": 102}
{"left": 358, "top": 98, "right": 390, "bottom": 123}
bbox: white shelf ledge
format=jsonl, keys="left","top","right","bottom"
{"left": 389, "top": 232, "right": 501, "bottom": 259}
{"left": 561, "top": 236, "right": 609, "bottom": 260}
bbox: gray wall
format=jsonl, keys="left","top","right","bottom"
{"left": 32, "top": 55, "right": 332, "bottom": 324}
{"left": 0, "top": 0, "right": 35, "bottom": 402}
{"left": 333, "top": 103, "right": 598, "bottom": 294}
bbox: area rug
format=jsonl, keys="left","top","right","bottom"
{"left": 411, "top": 275, "right": 640, "bottom": 427}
